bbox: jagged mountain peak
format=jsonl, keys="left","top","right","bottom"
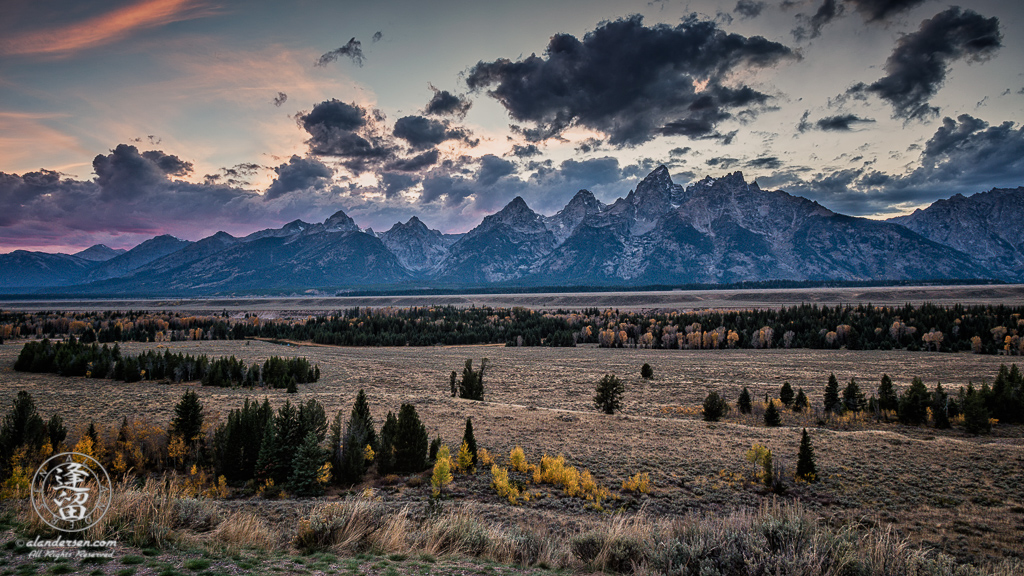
{"left": 689, "top": 171, "right": 748, "bottom": 191}
{"left": 566, "top": 189, "right": 601, "bottom": 209}
{"left": 388, "top": 215, "right": 430, "bottom": 233}
{"left": 480, "top": 196, "right": 543, "bottom": 230}
{"left": 323, "top": 209, "right": 358, "bottom": 232}
{"left": 74, "top": 244, "right": 126, "bottom": 262}
{"left": 546, "top": 189, "right": 605, "bottom": 243}
{"left": 499, "top": 196, "right": 532, "bottom": 214}
{"left": 283, "top": 219, "right": 310, "bottom": 231}
{"left": 381, "top": 215, "right": 450, "bottom": 273}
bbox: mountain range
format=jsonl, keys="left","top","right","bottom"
{"left": 1, "top": 166, "right": 1021, "bottom": 295}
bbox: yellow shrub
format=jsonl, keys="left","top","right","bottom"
{"left": 205, "top": 475, "right": 229, "bottom": 498}
{"left": 478, "top": 447, "right": 494, "bottom": 467}
{"left": 317, "top": 462, "right": 332, "bottom": 486}
{"left": 456, "top": 441, "right": 475, "bottom": 474}
{"left": 622, "top": 472, "right": 651, "bottom": 494}
{"left": 364, "top": 444, "right": 375, "bottom": 463}
{"left": 490, "top": 464, "right": 519, "bottom": 505}
{"left": 509, "top": 446, "right": 528, "bottom": 472}
{"left": 0, "top": 465, "right": 30, "bottom": 500}
{"left": 431, "top": 445, "right": 453, "bottom": 497}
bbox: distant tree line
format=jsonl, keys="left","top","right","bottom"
{"left": 13, "top": 337, "right": 318, "bottom": 388}
{"left": 697, "top": 364, "right": 1022, "bottom": 435}
{"left": 4, "top": 302, "right": 1024, "bottom": 353}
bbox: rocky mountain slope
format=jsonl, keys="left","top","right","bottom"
{"left": 889, "top": 187, "right": 1024, "bottom": 282}
{"left": 2, "top": 166, "right": 1020, "bottom": 294}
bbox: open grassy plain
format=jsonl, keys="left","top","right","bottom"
{"left": 2, "top": 338, "right": 1022, "bottom": 571}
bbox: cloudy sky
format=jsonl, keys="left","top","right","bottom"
{"left": 1, "top": 0, "right": 1022, "bottom": 253}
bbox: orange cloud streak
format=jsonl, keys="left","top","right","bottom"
{"left": 1, "top": 0, "right": 213, "bottom": 57}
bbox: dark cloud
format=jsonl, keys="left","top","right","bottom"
{"left": 763, "top": 114, "right": 1024, "bottom": 215}
{"left": 575, "top": 138, "right": 603, "bottom": 154}
{"left": 911, "top": 114, "right": 1024, "bottom": 186}
{"left": 853, "top": 8, "right": 1001, "bottom": 120}
{"left": 386, "top": 149, "right": 439, "bottom": 172}
{"left": 476, "top": 155, "right": 516, "bottom": 186}
{"left": 797, "top": 110, "right": 812, "bottom": 133}
{"left": 816, "top": 114, "right": 876, "bottom": 131}
{"left": 379, "top": 172, "right": 418, "bottom": 198}
{"left": 298, "top": 100, "right": 393, "bottom": 172}
{"left": 92, "top": 144, "right": 192, "bottom": 201}
{"left": 792, "top": 0, "right": 929, "bottom": 41}
{"left": 424, "top": 86, "right": 472, "bottom": 118}
{"left": 315, "top": 37, "right": 365, "bottom": 67}
{"left": 734, "top": 0, "right": 766, "bottom": 19}
{"left": 845, "top": 0, "right": 927, "bottom": 22}
{"left": 706, "top": 157, "right": 741, "bottom": 169}
{"left": 792, "top": 0, "right": 839, "bottom": 41}
{"left": 509, "top": 144, "right": 541, "bottom": 158}
{"left": 273, "top": 92, "right": 288, "bottom": 107}
{"left": 140, "top": 150, "right": 193, "bottom": 177}
{"left": 0, "top": 144, "right": 347, "bottom": 248}
{"left": 542, "top": 157, "right": 623, "bottom": 185}
{"left": 392, "top": 115, "right": 474, "bottom": 149}
{"left": 465, "top": 14, "right": 794, "bottom": 146}
{"left": 372, "top": 31, "right": 383, "bottom": 42}
{"left": 669, "top": 147, "right": 692, "bottom": 156}
{"left": 265, "top": 155, "right": 333, "bottom": 200}
{"left": 204, "top": 163, "right": 262, "bottom": 186}
{"left": 747, "top": 156, "right": 782, "bottom": 169}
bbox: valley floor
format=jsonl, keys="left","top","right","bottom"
{"left": 1, "top": 340, "right": 1022, "bottom": 572}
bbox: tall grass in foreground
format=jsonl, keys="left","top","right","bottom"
{"left": 10, "top": 479, "right": 1022, "bottom": 575}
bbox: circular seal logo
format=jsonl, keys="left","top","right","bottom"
{"left": 30, "top": 452, "right": 113, "bottom": 532}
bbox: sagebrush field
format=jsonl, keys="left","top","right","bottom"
{"left": 2, "top": 338, "right": 1022, "bottom": 572}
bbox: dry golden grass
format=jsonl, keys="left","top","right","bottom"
{"left": 1, "top": 339, "right": 1022, "bottom": 566}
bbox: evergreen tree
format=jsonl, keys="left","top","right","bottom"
{"left": 429, "top": 435, "right": 442, "bottom": 462}
{"left": 213, "top": 398, "right": 271, "bottom": 483}
{"left": 898, "top": 377, "right": 930, "bottom": 426}
{"left": 262, "top": 401, "right": 302, "bottom": 484}
{"left": 171, "top": 389, "right": 204, "bottom": 447}
{"left": 640, "top": 363, "right": 653, "bottom": 379}
{"left": 461, "top": 417, "right": 478, "bottom": 467}
{"left": 764, "top": 400, "right": 782, "bottom": 427}
{"left": 823, "top": 373, "right": 841, "bottom": 414}
{"left": 254, "top": 422, "right": 278, "bottom": 482}
{"left": 0, "top": 391, "right": 47, "bottom": 474}
{"left": 593, "top": 374, "right": 625, "bottom": 415}
{"left": 286, "top": 375, "right": 298, "bottom": 393}
{"left": 86, "top": 421, "right": 99, "bottom": 446}
{"left": 842, "top": 378, "right": 866, "bottom": 413}
{"left": 779, "top": 382, "right": 794, "bottom": 407}
{"left": 289, "top": 431, "right": 327, "bottom": 497}
{"left": 867, "top": 395, "right": 879, "bottom": 418}
{"left": 329, "top": 410, "right": 344, "bottom": 483}
{"left": 377, "top": 411, "right": 398, "bottom": 475}
{"left": 963, "top": 385, "right": 991, "bottom": 435}
{"left": 298, "top": 399, "right": 328, "bottom": 444}
{"left": 793, "top": 388, "right": 809, "bottom": 412}
{"left": 932, "top": 382, "right": 951, "bottom": 429}
{"left": 796, "top": 428, "right": 817, "bottom": 482}
{"left": 702, "top": 391, "right": 730, "bottom": 422}
{"left": 878, "top": 374, "right": 898, "bottom": 414}
{"left": 458, "top": 359, "right": 487, "bottom": 401}
{"left": 738, "top": 387, "right": 752, "bottom": 414}
{"left": 393, "top": 404, "right": 429, "bottom": 473}
{"left": 338, "top": 393, "right": 373, "bottom": 483}
{"left": 449, "top": 371, "right": 457, "bottom": 397}
{"left": 46, "top": 414, "right": 67, "bottom": 452}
